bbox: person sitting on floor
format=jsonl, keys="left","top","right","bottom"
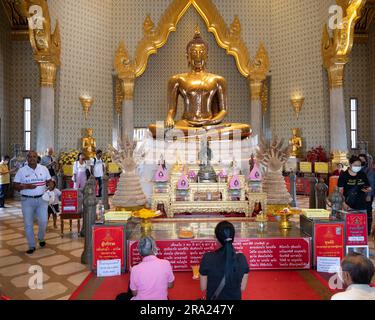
{"left": 129, "top": 236, "right": 174, "bottom": 300}
{"left": 199, "top": 221, "right": 249, "bottom": 300}
{"left": 331, "top": 253, "right": 375, "bottom": 300}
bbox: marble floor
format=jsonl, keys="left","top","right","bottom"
{"left": 0, "top": 196, "right": 374, "bottom": 300}
{"left": 0, "top": 200, "right": 90, "bottom": 300}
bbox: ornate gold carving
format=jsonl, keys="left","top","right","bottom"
{"left": 114, "top": 42, "right": 136, "bottom": 100}
{"left": 116, "top": 0, "right": 269, "bottom": 80}
{"left": 322, "top": 0, "right": 365, "bottom": 88}
{"left": 261, "top": 81, "right": 269, "bottom": 113}
{"left": 143, "top": 14, "right": 156, "bottom": 37}
{"left": 22, "top": 0, "right": 61, "bottom": 87}
{"left": 248, "top": 43, "right": 270, "bottom": 82}
{"left": 115, "top": 77, "right": 124, "bottom": 114}
{"left": 354, "top": 2, "right": 375, "bottom": 43}
{"left": 1, "top": 0, "right": 29, "bottom": 32}
{"left": 249, "top": 80, "right": 263, "bottom": 100}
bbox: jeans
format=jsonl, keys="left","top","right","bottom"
{"left": 21, "top": 197, "right": 48, "bottom": 249}
{"left": 96, "top": 177, "right": 103, "bottom": 198}
{"left": 0, "top": 184, "right": 8, "bottom": 207}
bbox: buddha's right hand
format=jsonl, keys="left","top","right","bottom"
{"left": 165, "top": 118, "right": 175, "bottom": 128}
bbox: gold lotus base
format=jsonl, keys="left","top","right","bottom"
{"left": 148, "top": 122, "right": 251, "bottom": 140}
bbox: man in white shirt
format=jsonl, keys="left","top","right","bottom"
{"left": 91, "top": 150, "right": 105, "bottom": 198}
{"left": 331, "top": 253, "right": 375, "bottom": 300}
{"left": 14, "top": 151, "right": 51, "bottom": 254}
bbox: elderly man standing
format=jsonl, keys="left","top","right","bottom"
{"left": 14, "top": 151, "right": 51, "bottom": 254}
{"left": 41, "top": 147, "right": 57, "bottom": 180}
{"left": 331, "top": 253, "right": 375, "bottom": 300}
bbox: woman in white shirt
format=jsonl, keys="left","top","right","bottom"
{"left": 73, "top": 153, "right": 89, "bottom": 190}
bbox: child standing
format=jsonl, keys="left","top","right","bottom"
{"left": 43, "top": 180, "right": 61, "bottom": 229}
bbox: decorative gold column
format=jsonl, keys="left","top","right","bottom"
{"left": 114, "top": 42, "right": 136, "bottom": 141}
{"left": 248, "top": 44, "right": 270, "bottom": 138}
{"left": 23, "top": 0, "right": 61, "bottom": 153}
{"left": 322, "top": 0, "right": 365, "bottom": 167}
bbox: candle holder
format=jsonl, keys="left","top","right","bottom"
{"left": 291, "top": 95, "right": 305, "bottom": 119}
{"left": 79, "top": 95, "right": 94, "bottom": 120}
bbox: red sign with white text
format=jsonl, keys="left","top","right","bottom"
{"left": 92, "top": 226, "right": 125, "bottom": 271}
{"left": 128, "top": 238, "right": 311, "bottom": 271}
{"left": 345, "top": 213, "right": 368, "bottom": 246}
{"left": 314, "top": 223, "right": 345, "bottom": 266}
{"left": 108, "top": 177, "right": 118, "bottom": 195}
{"left": 61, "top": 189, "right": 78, "bottom": 213}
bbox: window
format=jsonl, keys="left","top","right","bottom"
{"left": 350, "top": 98, "right": 358, "bottom": 149}
{"left": 24, "top": 98, "right": 31, "bottom": 151}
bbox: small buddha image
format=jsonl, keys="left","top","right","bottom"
{"left": 252, "top": 201, "right": 262, "bottom": 217}
{"left": 289, "top": 128, "right": 303, "bottom": 158}
{"left": 82, "top": 128, "right": 97, "bottom": 160}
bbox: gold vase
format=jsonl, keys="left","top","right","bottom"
{"left": 279, "top": 214, "right": 292, "bottom": 230}
{"left": 140, "top": 218, "right": 153, "bottom": 236}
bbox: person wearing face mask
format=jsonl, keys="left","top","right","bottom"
{"left": 338, "top": 155, "right": 372, "bottom": 212}
{"left": 358, "top": 154, "right": 375, "bottom": 235}
{"left": 331, "top": 253, "right": 375, "bottom": 300}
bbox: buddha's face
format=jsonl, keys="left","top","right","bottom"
{"left": 292, "top": 129, "right": 299, "bottom": 136}
{"left": 86, "top": 128, "right": 93, "bottom": 137}
{"left": 188, "top": 43, "right": 207, "bottom": 70}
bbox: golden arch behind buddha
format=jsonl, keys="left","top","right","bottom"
{"left": 149, "top": 28, "right": 251, "bottom": 140}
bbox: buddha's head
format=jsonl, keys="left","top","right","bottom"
{"left": 292, "top": 128, "right": 300, "bottom": 136}
{"left": 86, "top": 128, "right": 93, "bottom": 137}
{"left": 186, "top": 27, "right": 208, "bottom": 71}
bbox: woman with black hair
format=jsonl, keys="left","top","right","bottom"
{"left": 199, "top": 221, "right": 249, "bottom": 300}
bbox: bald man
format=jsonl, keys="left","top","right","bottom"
{"left": 14, "top": 151, "right": 52, "bottom": 254}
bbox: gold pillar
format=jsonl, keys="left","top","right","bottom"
{"left": 321, "top": 0, "right": 365, "bottom": 167}
{"left": 25, "top": 0, "right": 61, "bottom": 88}
{"left": 249, "top": 80, "right": 263, "bottom": 101}
{"left": 38, "top": 62, "right": 58, "bottom": 88}
{"left": 114, "top": 42, "right": 136, "bottom": 101}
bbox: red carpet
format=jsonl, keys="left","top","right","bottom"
{"left": 70, "top": 270, "right": 340, "bottom": 300}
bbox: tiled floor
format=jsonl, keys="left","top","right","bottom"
{"left": 0, "top": 200, "right": 90, "bottom": 300}
{"left": 0, "top": 196, "right": 374, "bottom": 300}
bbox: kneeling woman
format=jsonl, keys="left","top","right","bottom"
{"left": 199, "top": 221, "right": 249, "bottom": 300}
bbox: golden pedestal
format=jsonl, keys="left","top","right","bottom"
{"left": 148, "top": 122, "right": 251, "bottom": 140}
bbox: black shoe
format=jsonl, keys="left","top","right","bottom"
{"left": 39, "top": 240, "right": 46, "bottom": 248}
{"left": 26, "top": 247, "right": 36, "bottom": 254}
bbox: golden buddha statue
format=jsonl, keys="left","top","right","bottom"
{"left": 82, "top": 128, "right": 97, "bottom": 160}
{"left": 289, "top": 128, "right": 303, "bottom": 158}
{"left": 149, "top": 28, "right": 250, "bottom": 140}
